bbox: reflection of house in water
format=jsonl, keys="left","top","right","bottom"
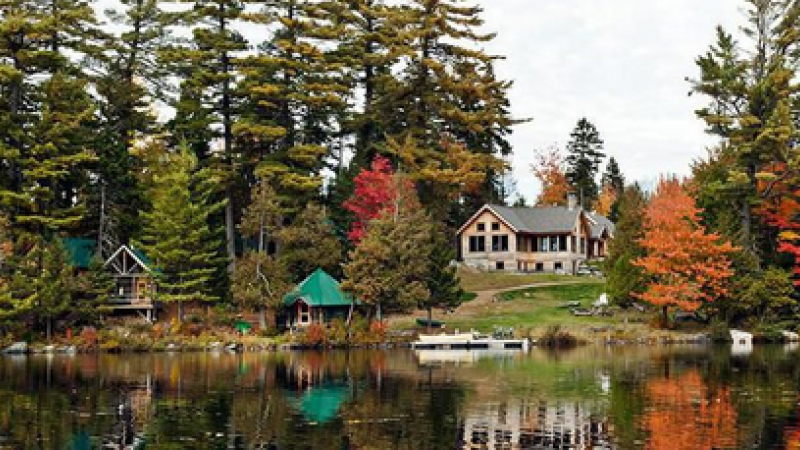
{"left": 282, "top": 353, "right": 353, "bottom": 425}
{"left": 460, "top": 399, "right": 611, "bottom": 449}
{"left": 101, "top": 377, "right": 153, "bottom": 449}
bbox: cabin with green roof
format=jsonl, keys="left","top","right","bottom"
{"left": 284, "top": 269, "right": 355, "bottom": 328}
{"left": 62, "top": 238, "right": 157, "bottom": 321}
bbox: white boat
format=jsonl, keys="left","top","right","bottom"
{"left": 416, "top": 332, "right": 477, "bottom": 343}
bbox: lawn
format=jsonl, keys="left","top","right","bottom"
{"left": 457, "top": 267, "right": 586, "bottom": 292}
{"left": 398, "top": 282, "right": 650, "bottom": 336}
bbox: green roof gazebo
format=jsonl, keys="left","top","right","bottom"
{"left": 284, "top": 269, "right": 355, "bottom": 328}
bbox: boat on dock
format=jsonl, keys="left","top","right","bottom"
{"left": 411, "top": 331, "right": 529, "bottom": 351}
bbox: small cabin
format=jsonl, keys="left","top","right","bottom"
{"left": 284, "top": 269, "right": 355, "bottom": 328}
{"left": 63, "top": 238, "right": 157, "bottom": 321}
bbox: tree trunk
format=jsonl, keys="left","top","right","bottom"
{"left": 376, "top": 302, "right": 382, "bottom": 322}
{"left": 427, "top": 307, "right": 432, "bottom": 334}
{"left": 178, "top": 302, "right": 184, "bottom": 324}
{"left": 662, "top": 306, "right": 668, "bottom": 329}
{"left": 46, "top": 316, "right": 52, "bottom": 343}
{"left": 220, "top": 3, "right": 236, "bottom": 272}
{"left": 258, "top": 306, "right": 266, "bottom": 330}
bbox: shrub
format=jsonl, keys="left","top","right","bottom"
{"left": 539, "top": 325, "right": 578, "bottom": 348}
{"left": 328, "top": 318, "right": 347, "bottom": 344}
{"left": 304, "top": 323, "right": 328, "bottom": 346}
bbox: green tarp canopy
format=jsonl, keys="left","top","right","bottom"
{"left": 284, "top": 269, "right": 355, "bottom": 308}
{"left": 61, "top": 237, "right": 96, "bottom": 269}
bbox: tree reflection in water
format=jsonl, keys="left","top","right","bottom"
{"left": 0, "top": 347, "right": 799, "bottom": 448}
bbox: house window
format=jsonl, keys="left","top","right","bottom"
{"left": 550, "top": 236, "right": 558, "bottom": 252}
{"left": 580, "top": 238, "right": 586, "bottom": 254}
{"left": 559, "top": 236, "right": 567, "bottom": 251}
{"left": 492, "top": 235, "right": 509, "bottom": 252}
{"left": 535, "top": 262, "right": 544, "bottom": 272}
{"left": 555, "top": 262, "right": 563, "bottom": 271}
{"left": 299, "top": 302, "right": 311, "bottom": 325}
{"left": 477, "top": 223, "right": 486, "bottom": 231}
{"left": 540, "top": 237, "right": 548, "bottom": 252}
{"left": 496, "top": 261, "right": 505, "bottom": 270}
{"left": 469, "top": 236, "right": 486, "bottom": 252}
{"left": 491, "top": 222, "right": 500, "bottom": 231}
{"left": 571, "top": 236, "right": 577, "bottom": 253}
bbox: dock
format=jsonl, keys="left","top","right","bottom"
{"left": 411, "top": 332, "right": 529, "bottom": 351}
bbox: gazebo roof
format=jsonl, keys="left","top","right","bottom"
{"left": 284, "top": 269, "right": 354, "bottom": 308}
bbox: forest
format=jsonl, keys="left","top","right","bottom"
{"left": 0, "top": 0, "right": 517, "bottom": 338}
{"left": 2, "top": 0, "right": 800, "bottom": 341}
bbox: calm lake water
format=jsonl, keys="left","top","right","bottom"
{"left": 0, "top": 345, "right": 799, "bottom": 449}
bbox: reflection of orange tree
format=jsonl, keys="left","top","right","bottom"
{"left": 644, "top": 370, "right": 737, "bottom": 450}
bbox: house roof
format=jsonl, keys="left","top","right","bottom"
{"left": 587, "top": 212, "right": 615, "bottom": 239}
{"left": 458, "top": 204, "right": 583, "bottom": 235}
{"left": 60, "top": 237, "right": 97, "bottom": 269}
{"left": 284, "top": 269, "right": 355, "bottom": 308}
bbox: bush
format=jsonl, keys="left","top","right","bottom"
{"left": 328, "top": 318, "right": 347, "bottom": 344}
{"left": 539, "top": 325, "right": 578, "bottom": 348}
{"left": 708, "top": 320, "right": 731, "bottom": 343}
{"left": 304, "top": 323, "right": 328, "bottom": 346}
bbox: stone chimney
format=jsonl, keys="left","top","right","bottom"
{"left": 567, "top": 192, "right": 578, "bottom": 210}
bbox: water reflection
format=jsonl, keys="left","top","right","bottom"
{"left": 0, "top": 346, "right": 798, "bottom": 448}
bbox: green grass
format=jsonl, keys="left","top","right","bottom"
{"left": 405, "top": 282, "right": 647, "bottom": 335}
{"left": 457, "top": 268, "right": 582, "bottom": 292}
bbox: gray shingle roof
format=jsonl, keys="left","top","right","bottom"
{"left": 487, "top": 204, "right": 582, "bottom": 234}
{"left": 587, "top": 212, "right": 615, "bottom": 238}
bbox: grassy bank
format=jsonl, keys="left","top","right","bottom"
{"left": 395, "top": 281, "right": 652, "bottom": 338}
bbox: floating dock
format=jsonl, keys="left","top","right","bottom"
{"left": 411, "top": 332, "right": 529, "bottom": 351}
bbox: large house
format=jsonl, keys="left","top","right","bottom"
{"left": 456, "top": 198, "right": 614, "bottom": 274}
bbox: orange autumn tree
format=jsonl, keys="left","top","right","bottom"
{"left": 592, "top": 183, "right": 617, "bottom": 216}
{"left": 635, "top": 178, "right": 738, "bottom": 325}
{"left": 532, "top": 146, "right": 570, "bottom": 206}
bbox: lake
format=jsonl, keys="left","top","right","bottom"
{"left": 0, "top": 344, "right": 798, "bottom": 449}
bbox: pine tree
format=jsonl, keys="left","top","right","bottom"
{"left": 88, "top": 0, "right": 177, "bottom": 247}
{"left": 164, "top": 0, "right": 249, "bottom": 270}
{"left": 278, "top": 204, "right": 343, "bottom": 282}
{"left": 235, "top": 178, "right": 288, "bottom": 328}
{"left": 565, "top": 118, "right": 605, "bottom": 210}
{"left": 605, "top": 185, "right": 647, "bottom": 307}
{"left": 691, "top": 1, "right": 800, "bottom": 260}
{"left": 380, "top": 0, "right": 518, "bottom": 217}
{"left": 135, "top": 143, "right": 226, "bottom": 321}
{"left": 237, "top": 0, "right": 349, "bottom": 211}
{"left": 602, "top": 157, "right": 625, "bottom": 195}
{"left": 419, "top": 225, "right": 463, "bottom": 331}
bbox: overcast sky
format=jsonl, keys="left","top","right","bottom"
{"left": 476, "top": 1, "right": 744, "bottom": 200}
{"left": 96, "top": 0, "right": 745, "bottom": 201}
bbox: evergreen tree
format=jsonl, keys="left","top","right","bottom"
{"left": 605, "top": 184, "right": 647, "bottom": 307}
{"left": 237, "top": 0, "right": 349, "bottom": 212}
{"left": 419, "top": 225, "right": 463, "bottom": 331}
{"left": 231, "top": 251, "right": 290, "bottom": 329}
{"left": 164, "top": 0, "right": 249, "bottom": 269}
{"left": 72, "top": 255, "right": 115, "bottom": 324}
{"left": 565, "top": 118, "right": 605, "bottom": 210}
{"left": 602, "top": 157, "right": 624, "bottom": 195}
{"left": 88, "top": 0, "right": 177, "bottom": 248}
{"left": 278, "top": 203, "right": 343, "bottom": 282}
{"left": 380, "top": 0, "right": 518, "bottom": 219}
{"left": 135, "top": 143, "right": 226, "bottom": 321}
{"left": 691, "top": 1, "right": 800, "bottom": 261}
{"left": 235, "top": 179, "right": 289, "bottom": 328}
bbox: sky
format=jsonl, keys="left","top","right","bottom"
{"left": 95, "top": 0, "right": 745, "bottom": 201}
{"left": 475, "top": 1, "right": 744, "bottom": 200}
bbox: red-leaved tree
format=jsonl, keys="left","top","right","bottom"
{"left": 635, "top": 178, "right": 738, "bottom": 325}
{"left": 343, "top": 156, "right": 416, "bottom": 243}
